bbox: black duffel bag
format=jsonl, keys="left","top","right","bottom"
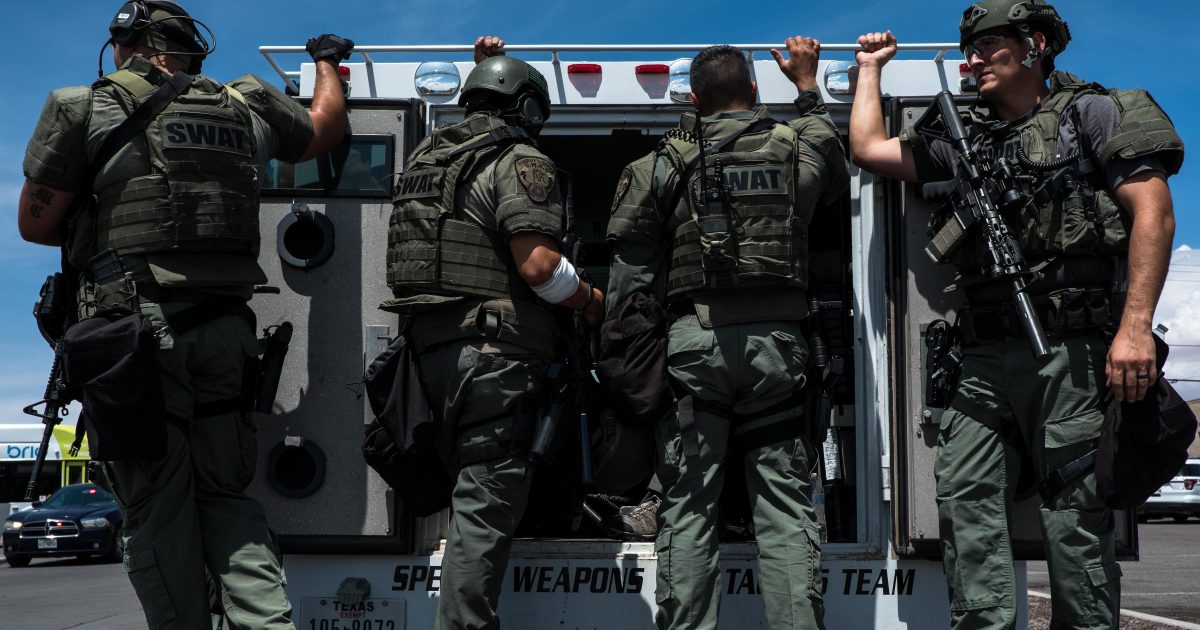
{"left": 62, "top": 308, "right": 166, "bottom": 461}
{"left": 362, "top": 333, "right": 452, "bottom": 517}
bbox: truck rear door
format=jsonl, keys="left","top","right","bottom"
{"left": 249, "top": 99, "right": 422, "bottom": 553}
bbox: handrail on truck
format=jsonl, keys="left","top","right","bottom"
{"left": 259, "top": 43, "right": 962, "bottom": 93}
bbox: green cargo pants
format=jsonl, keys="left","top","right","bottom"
{"left": 417, "top": 338, "right": 547, "bottom": 630}
{"left": 655, "top": 315, "right": 824, "bottom": 630}
{"left": 937, "top": 335, "right": 1119, "bottom": 630}
{"left": 102, "top": 302, "right": 291, "bottom": 630}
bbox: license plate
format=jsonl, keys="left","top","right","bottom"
{"left": 299, "top": 597, "right": 404, "bottom": 630}
{"left": 37, "top": 538, "right": 57, "bottom": 550}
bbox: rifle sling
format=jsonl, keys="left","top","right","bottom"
{"left": 88, "top": 72, "right": 192, "bottom": 182}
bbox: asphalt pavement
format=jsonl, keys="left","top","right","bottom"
{"left": 3, "top": 520, "right": 1199, "bottom": 629}
{"left": 1028, "top": 519, "right": 1200, "bottom": 626}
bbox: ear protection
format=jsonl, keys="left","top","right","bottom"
{"left": 511, "top": 92, "right": 548, "bottom": 132}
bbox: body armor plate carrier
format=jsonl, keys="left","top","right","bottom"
{"left": 387, "top": 117, "right": 536, "bottom": 303}
{"left": 936, "top": 72, "right": 1183, "bottom": 270}
{"left": 662, "top": 117, "right": 816, "bottom": 299}
{"left": 89, "top": 68, "right": 260, "bottom": 259}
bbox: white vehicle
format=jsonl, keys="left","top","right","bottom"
{"left": 246, "top": 43, "right": 1138, "bottom": 629}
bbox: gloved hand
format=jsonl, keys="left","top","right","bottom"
{"left": 306, "top": 34, "right": 355, "bottom": 64}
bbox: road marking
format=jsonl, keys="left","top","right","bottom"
{"left": 1030, "top": 590, "right": 1200, "bottom": 629}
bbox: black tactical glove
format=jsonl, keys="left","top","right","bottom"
{"left": 306, "top": 34, "right": 355, "bottom": 64}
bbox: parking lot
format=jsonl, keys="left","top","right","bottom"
{"left": 3, "top": 522, "right": 1199, "bottom": 629}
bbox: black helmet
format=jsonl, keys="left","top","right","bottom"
{"left": 459, "top": 56, "right": 551, "bottom": 130}
{"left": 959, "top": 0, "right": 1071, "bottom": 58}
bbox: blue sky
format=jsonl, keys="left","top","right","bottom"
{"left": 1, "top": 0, "right": 1198, "bottom": 418}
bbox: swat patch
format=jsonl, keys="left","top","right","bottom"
{"left": 611, "top": 170, "right": 632, "bottom": 213}
{"left": 394, "top": 167, "right": 445, "bottom": 201}
{"left": 161, "top": 117, "right": 251, "bottom": 155}
{"left": 722, "top": 165, "right": 786, "bottom": 196}
{"left": 515, "top": 157, "right": 555, "bottom": 203}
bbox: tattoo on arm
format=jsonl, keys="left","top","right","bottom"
{"left": 29, "top": 205, "right": 44, "bottom": 218}
{"left": 31, "top": 187, "right": 55, "bottom": 206}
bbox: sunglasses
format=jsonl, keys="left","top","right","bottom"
{"left": 963, "top": 34, "right": 1012, "bottom": 61}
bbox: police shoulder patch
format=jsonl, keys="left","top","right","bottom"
{"left": 611, "top": 170, "right": 632, "bottom": 214}
{"left": 515, "top": 156, "right": 555, "bottom": 203}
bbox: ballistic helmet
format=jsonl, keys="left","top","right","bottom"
{"left": 959, "top": 0, "right": 1071, "bottom": 57}
{"left": 459, "top": 56, "right": 552, "bottom": 129}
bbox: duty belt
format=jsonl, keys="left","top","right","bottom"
{"left": 960, "top": 287, "right": 1113, "bottom": 346}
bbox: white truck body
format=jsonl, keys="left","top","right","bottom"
{"left": 247, "top": 44, "right": 1134, "bottom": 629}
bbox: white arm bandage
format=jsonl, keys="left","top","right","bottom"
{"left": 530, "top": 255, "right": 580, "bottom": 304}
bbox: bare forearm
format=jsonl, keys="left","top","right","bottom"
{"left": 1121, "top": 202, "right": 1174, "bottom": 331}
{"left": 849, "top": 64, "right": 888, "bottom": 159}
{"left": 298, "top": 60, "right": 348, "bottom": 161}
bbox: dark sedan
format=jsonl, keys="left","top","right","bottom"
{"left": 2, "top": 483, "right": 123, "bottom": 568}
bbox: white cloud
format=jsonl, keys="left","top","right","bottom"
{"left": 1156, "top": 246, "right": 1200, "bottom": 401}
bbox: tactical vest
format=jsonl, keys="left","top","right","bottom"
{"left": 945, "top": 72, "right": 1177, "bottom": 270}
{"left": 386, "top": 116, "right": 537, "bottom": 304}
{"left": 86, "top": 68, "right": 260, "bottom": 260}
{"left": 661, "top": 119, "right": 812, "bottom": 299}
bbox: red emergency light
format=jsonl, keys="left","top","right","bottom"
{"left": 1186, "top": 479, "right": 1197, "bottom": 491}
{"left": 568, "top": 63, "right": 602, "bottom": 74}
{"left": 636, "top": 64, "right": 669, "bottom": 75}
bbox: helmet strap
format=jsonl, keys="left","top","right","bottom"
{"left": 1017, "top": 25, "right": 1041, "bottom": 68}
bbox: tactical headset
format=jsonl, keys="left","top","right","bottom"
{"left": 507, "top": 92, "right": 548, "bottom": 134}
{"left": 100, "top": 0, "right": 216, "bottom": 76}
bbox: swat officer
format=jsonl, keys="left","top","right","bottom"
{"left": 606, "top": 37, "right": 848, "bottom": 629}
{"left": 850, "top": 1, "right": 1182, "bottom": 627}
{"left": 382, "top": 37, "right": 603, "bottom": 630}
{"left": 17, "top": 2, "right": 350, "bottom": 628}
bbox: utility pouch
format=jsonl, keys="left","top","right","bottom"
{"left": 62, "top": 308, "right": 166, "bottom": 462}
{"left": 695, "top": 214, "right": 739, "bottom": 272}
{"left": 361, "top": 332, "right": 451, "bottom": 517}
{"left": 1045, "top": 288, "right": 1111, "bottom": 334}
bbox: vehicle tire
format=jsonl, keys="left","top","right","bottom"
{"left": 5, "top": 555, "right": 31, "bottom": 568}
{"left": 105, "top": 525, "right": 125, "bottom": 563}
{"left": 1174, "top": 515, "right": 1189, "bottom": 523}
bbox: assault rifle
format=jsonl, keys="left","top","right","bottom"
{"left": 24, "top": 255, "right": 80, "bottom": 501}
{"left": 530, "top": 174, "right": 597, "bottom": 486}
{"left": 916, "top": 91, "right": 1052, "bottom": 361}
